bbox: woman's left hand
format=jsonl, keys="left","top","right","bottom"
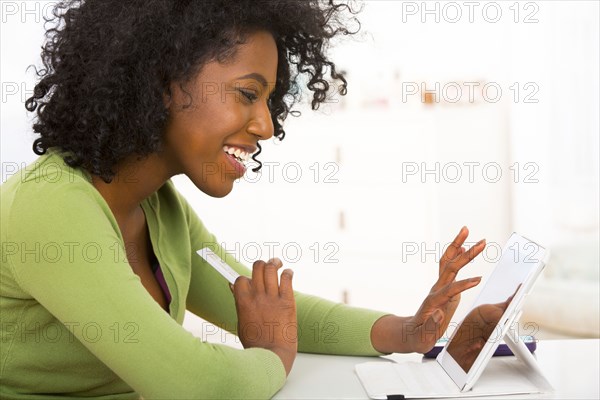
{"left": 371, "top": 226, "right": 486, "bottom": 354}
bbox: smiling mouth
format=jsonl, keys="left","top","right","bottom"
{"left": 223, "top": 145, "right": 250, "bottom": 175}
{"left": 223, "top": 145, "right": 251, "bottom": 164}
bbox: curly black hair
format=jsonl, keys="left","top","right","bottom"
{"left": 25, "top": 0, "right": 360, "bottom": 182}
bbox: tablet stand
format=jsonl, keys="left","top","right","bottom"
{"left": 502, "top": 328, "right": 554, "bottom": 392}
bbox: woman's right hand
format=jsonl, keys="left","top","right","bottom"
{"left": 231, "top": 258, "right": 297, "bottom": 376}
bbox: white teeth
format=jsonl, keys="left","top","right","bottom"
{"left": 223, "top": 146, "right": 250, "bottom": 163}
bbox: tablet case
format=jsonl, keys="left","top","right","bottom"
{"left": 355, "top": 333, "right": 553, "bottom": 399}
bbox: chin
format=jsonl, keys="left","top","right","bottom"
{"left": 206, "top": 189, "right": 232, "bottom": 198}
{"left": 194, "top": 181, "right": 234, "bottom": 198}
{"left": 187, "top": 167, "right": 237, "bottom": 198}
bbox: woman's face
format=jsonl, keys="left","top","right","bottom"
{"left": 162, "top": 30, "right": 278, "bottom": 197}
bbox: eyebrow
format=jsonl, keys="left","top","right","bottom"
{"left": 236, "top": 73, "right": 268, "bottom": 87}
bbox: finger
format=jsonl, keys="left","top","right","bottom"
{"left": 426, "top": 309, "right": 445, "bottom": 331}
{"left": 419, "top": 309, "right": 445, "bottom": 352}
{"left": 453, "top": 239, "right": 486, "bottom": 271}
{"left": 445, "top": 246, "right": 466, "bottom": 273}
{"left": 440, "top": 277, "right": 482, "bottom": 302}
{"left": 279, "top": 268, "right": 294, "bottom": 298}
{"left": 430, "top": 277, "right": 481, "bottom": 308}
{"left": 438, "top": 240, "right": 485, "bottom": 285}
{"left": 464, "top": 239, "right": 486, "bottom": 262}
{"left": 446, "top": 246, "right": 467, "bottom": 266}
{"left": 264, "top": 258, "right": 283, "bottom": 295}
{"left": 251, "top": 260, "right": 266, "bottom": 293}
{"left": 232, "top": 275, "right": 252, "bottom": 298}
{"left": 440, "top": 226, "right": 469, "bottom": 272}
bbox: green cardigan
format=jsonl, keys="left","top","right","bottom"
{"left": 0, "top": 150, "right": 389, "bottom": 399}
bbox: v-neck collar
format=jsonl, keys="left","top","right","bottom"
{"left": 141, "top": 197, "right": 177, "bottom": 319}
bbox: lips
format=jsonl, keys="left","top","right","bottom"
{"left": 223, "top": 151, "right": 247, "bottom": 176}
{"left": 220, "top": 144, "right": 256, "bottom": 177}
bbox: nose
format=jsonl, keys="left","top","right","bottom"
{"left": 247, "top": 101, "right": 274, "bottom": 141}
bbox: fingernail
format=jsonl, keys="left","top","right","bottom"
{"left": 433, "top": 310, "right": 443, "bottom": 324}
{"left": 471, "top": 276, "right": 482, "bottom": 282}
{"left": 282, "top": 269, "right": 294, "bottom": 278}
{"left": 476, "top": 239, "right": 486, "bottom": 246}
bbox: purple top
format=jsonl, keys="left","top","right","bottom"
{"left": 151, "top": 255, "right": 172, "bottom": 311}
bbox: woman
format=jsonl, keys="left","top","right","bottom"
{"left": 0, "top": 0, "right": 485, "bottom": 398}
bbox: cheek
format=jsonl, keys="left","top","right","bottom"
{"left": 204, "top": 101, "right": 250, "bottom": 135}
{"left": 162, "top": 115, "right": 196, "bottom": 155}
{"left": 163, "top": 97, "right": 250, "bottom": 166}
{"left": 183, "top": 101, "right": 247, "bottom": 139}
{"left": 164, "top": 108, "right": 211, "bottom": 149}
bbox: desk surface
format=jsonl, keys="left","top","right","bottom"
{"left": 273, "top": 339, "right": 599, "bottom": 399}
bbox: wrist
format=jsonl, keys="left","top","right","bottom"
{"left": 370, "top": 314, "right": 417, "bottom": 354}
{"left": 269, "top": 345, "right": 297, "bottom": 377}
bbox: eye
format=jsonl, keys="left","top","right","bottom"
{"left": 239, "top": 90, "right": 258, "bottom": 103}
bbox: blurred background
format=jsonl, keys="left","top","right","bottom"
{"left": 2, "top": 1, "right": 598, "bottom": 342}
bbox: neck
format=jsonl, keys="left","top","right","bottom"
{"left": 91, "top": 152, "right": 179, "bottom": 223}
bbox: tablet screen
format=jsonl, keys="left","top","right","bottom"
{"left": 444, "top": 234, "right": 545, "bottom": 373}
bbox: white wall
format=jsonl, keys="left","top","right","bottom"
{"left": 507, "top": 2, "right": 600, "bottom": 246}
{"left": 1, "top": 0, "right": 49, "bottom": 168}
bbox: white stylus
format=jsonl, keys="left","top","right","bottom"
{"left": 196, "top": 248, "right": 240, "bottom": 285}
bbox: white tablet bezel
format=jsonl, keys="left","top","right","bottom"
{"left": 436, "top": 232, "right": 548, "bottom": 392}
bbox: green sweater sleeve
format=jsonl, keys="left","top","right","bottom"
{"left": 179, "top": 191, "right": 391, "bottom": 356}
{"left": 3, "top": 173, "right": 285, "bottom": 398}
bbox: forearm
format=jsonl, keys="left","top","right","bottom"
{"left": 370, "top": 314, "right": 416, "bottom": 354}
{"left": 295, "top": 293, "right": 391, "bottom": 356}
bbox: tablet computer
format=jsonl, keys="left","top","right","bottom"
{"left": 436, "top": 232, "right": 549, "bottom": 392}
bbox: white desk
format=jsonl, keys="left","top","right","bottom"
{"left": 273, "top": 339, "right": 599, "bottom": 399}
